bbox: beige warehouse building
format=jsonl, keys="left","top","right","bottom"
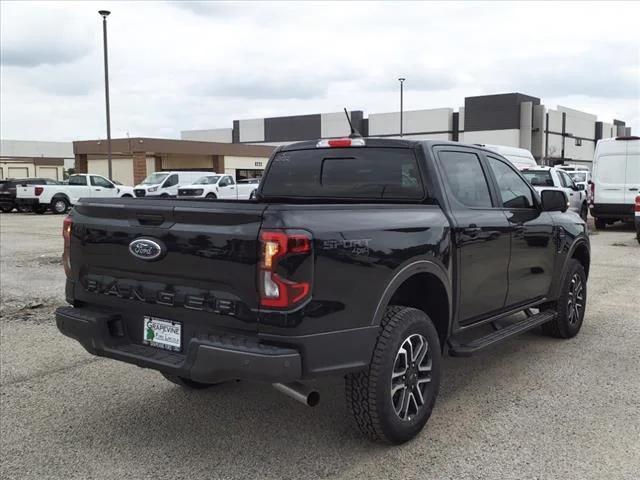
{"left": 73, "top": 137, "right": 274, "bottom": 186}
{"left": 0, "top": 140, "right": 71, "bottom": 180}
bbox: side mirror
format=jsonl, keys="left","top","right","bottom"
{"left": 541, "top": 189, "right": 568, "bottom": 212}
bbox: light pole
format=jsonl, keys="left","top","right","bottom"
{"left": 398, "top": 77, "right": 405, "bottom": 137}
{"left": 99, "top": 10, "right": 113, "bottom": 180}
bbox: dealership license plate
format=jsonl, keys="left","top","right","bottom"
{"left": 142, "top": 316, "right": 182, "bottom": 352}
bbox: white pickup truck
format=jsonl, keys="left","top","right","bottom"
{"left": 177, "top": 174, "right": 258, "bottom": 200}
{"left": 520, "top": 166, "right": 589, "bottom": 220}
{"left": 16, "top": 174, "right": 135, "bottom": 214}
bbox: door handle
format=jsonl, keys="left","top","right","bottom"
{"left": 629, "top": 188, "right": 639, "bottom": 191}
{"left": 463, "top": 225, "right": 482, "bottom": 236}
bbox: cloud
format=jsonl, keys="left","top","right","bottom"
{"left": 1, "top": 1, "right": 638, "bottom": 141}
{"left": 495, "top": 44, "right": 640, "bottom": 100}
{"left": 0, "top": 3, "right": 94, "bottom": 67}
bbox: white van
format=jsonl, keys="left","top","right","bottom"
{"left": 133, "top": 171, "right": 213, "bottom": 197}
{"left": 590, "top": 136, "right": 640, "bottom": 229}
{"left": 476, "top": 144, "right": 538, "bottom": 170}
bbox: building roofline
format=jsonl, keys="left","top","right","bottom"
{"left": 72, "top": 137, "right": 274, "bottom": 157}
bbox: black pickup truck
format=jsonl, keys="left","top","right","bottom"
{"left": 56, "top": 138, "right": 590, "bottom": 444}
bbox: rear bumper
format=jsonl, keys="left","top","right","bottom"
{"left": 590, "top": 203, "right": 634, "bottom": 221}
{"left": 15, "top": 198, "right": 41, "bottom": 207}
{"left": 56, "top": 305, "right": 377, "bottom": 383}
{"left": 56, "top": 306, "right": 302, "bottom": 383}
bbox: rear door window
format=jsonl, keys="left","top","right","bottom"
{"left": 437, "top": 151, "right": 492, "bottom": 208}
{"left": 261, "top": 147, "right": 424, "bottom": 200}
{"left": 68, "top": 176, "right": 87, "bottom": 186}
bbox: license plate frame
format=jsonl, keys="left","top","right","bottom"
{"left": 142, "top": 316, "right": 182, "bottom": 352}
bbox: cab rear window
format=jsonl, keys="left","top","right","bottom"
{"left": 261, "top": 148, "right": 424, "bottom": 200}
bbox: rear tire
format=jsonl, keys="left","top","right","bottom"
{"left": 161, "top": 373, "right": 217, "bottom": 389}
{"left": 541, "top": 259, "right": 587, "bottom": 339}
{"left": 33, "top": 205, "right": 47, "bottom": 214}
{"left": 345, "top": 306, "right": 441, "bottom": 444}
{"left": 0, "top": 205, "right": 13, "bottom": 213}
{"left": 51, "top": 197, "right": 69, "bottom": 214}
{"left": 594, "top": 218, "right": 606, "bottom": 230}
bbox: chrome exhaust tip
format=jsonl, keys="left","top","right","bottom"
{"left": 272, "top": 382, "right": 320, "bottom": 407}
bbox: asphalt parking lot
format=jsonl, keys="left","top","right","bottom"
{"left": 1, "top": 212, "right": 639, "bottom": 480}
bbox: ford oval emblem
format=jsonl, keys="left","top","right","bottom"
{"left": 129, "top": 238, "right": 164, "bottom": 261}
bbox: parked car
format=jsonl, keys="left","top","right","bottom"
{"left": 635, "top": 195, "right": 640, "bottom": 244}
{"left": 0, "top": 178, "right": 61, "bottom": 213}
{"left": 240, "top": 178, "right": 262, "bottom": 199}
{"left": 521, "top": 166, "right": 588, "bottom": 220}
{"left": 16, "top": 174, "right": 135, "bottom": 214}
{"left": 177, "top": 174, "right": 256, "bottom": 200}
{"left": 134, "top": 171, "right": 212, "bottom": 197}
{"left": 590, "top": 136, "right": 640, "bottom": 229}
{"left": 557, "top": 165, "right": 592, "bottom": 200}
{"left": 56, "top": 137, "right": 590, "bottom": 444}
{"left": 475, "top": 144, "right": 538, "bottom": 169}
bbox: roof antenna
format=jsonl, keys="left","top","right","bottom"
{"left": 343, "top": 108, "right": 362, "bottom": 138}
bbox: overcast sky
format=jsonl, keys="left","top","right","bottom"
{"left": 1, "top": 1, "right": 639, "bottom": 142}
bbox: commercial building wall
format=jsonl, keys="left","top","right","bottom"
{"left": 181, "top": 128, "right": 233, "bottom": 143}
{"left": 0, "top": 162, "right": 65, "bottom": 180}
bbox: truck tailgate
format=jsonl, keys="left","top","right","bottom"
{"left": 70, "top": 198, "right": 266, "bottom": 333}
{"left": 16, "top": 185, "right": 37, "bottom": 199}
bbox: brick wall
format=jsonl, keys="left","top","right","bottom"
{"left": 133, "top": 152, "right": 147, "bottom": 184}
{"left": 75, "top": 154, "right": 88, "bottom": 173}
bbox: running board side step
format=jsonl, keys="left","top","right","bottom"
{"left": 448, "top": 310, "right": 557, "bottom": 357}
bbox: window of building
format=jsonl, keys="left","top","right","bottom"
{"left": 487, "top": 156, "right": 535, "bottom": 208}
{"left": 437, "top": 151, "right": 492, "bottom": 208}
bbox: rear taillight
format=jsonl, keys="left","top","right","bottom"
{"left": 635, "top": 195, "right": 640, "bottom": 213}
{"left": 259, "top": 229, "right": 312, "bottom": 309}
{"left": 62, "top": 215, "right": 73, "bottom": 277}
{"left": 316, "top": 138, "right": 366, "bottom": 148}
{"left": 34, "top": 186, "right": 44, "bottom": 196}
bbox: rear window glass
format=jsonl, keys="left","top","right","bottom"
{"left": 522, "top": 170, "right": 553, "bottom": 187}
{"left": 261, "top": 148, "right": 424, "bottom": 200}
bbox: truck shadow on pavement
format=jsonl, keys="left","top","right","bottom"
{"left": 78, "top": 330, "right": 569, "bottom": 477}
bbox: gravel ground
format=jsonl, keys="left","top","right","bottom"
{"left": 1, "top": 212, "right": 639, "bottom": 480}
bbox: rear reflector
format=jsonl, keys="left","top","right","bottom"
{"left": 316, "top": 138, "right": 366, "bottom": 148}
{"left": 34, "top": 186, "right": 44, "bottom": 196}
{"left": 635, "top": 195, "right": 640, "bottom": 213}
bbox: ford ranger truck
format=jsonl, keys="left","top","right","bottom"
{"left": 56, "top": 138, "right": 590, "bottom": 444}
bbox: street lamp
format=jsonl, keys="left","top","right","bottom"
{"left": 398, "top": 77, "right": 405, "bottom": 137}
{"left": 99, "top": 10, "right": 113, "bottom": 180}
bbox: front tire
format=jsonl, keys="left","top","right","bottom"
{"left": 541, "top": 259, "right": 587, "bottom": 338}
{"left": 345, "top": 306, "right": 441, "bottom": 444}
{"left": 206, "top": 193, "right": 217, "bottom": 200}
